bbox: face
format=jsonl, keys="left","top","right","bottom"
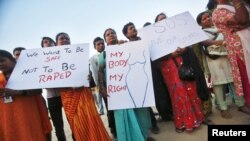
{"left": 43, "top": 39, "right": 55, "bottom": 47}
{"left": 13, "top": 50, "right": 21, "bottom": 60}
{"left": 57, "top": 34, "right": 70, "bottom": 46}
{"left": 104, "top": 29, "right": 118, "bottom": 45}
{"left": 201, "top": 13, "right": 213, "bottom": 28}
{"left": 0, "top": 56, "right": 15, "bottom": 74}
{"left": 94, "top": 40, "right": 105, "bottom": 53}
{"left": 157, "top": 14, "right": 167, "bottom": 22}
{"left": 126, "top": 24, "right": 137, "bottom": 39}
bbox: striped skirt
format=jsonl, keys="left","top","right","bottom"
{"left": 60, "top": 87, "right": 111, "bottom": 141}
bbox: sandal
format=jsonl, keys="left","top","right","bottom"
{"left": 238, "top": 106, "right": 250, "bottom": 115}
{"left": 151, "top": 126, "right": 160, "bottom": 134}
{"left": 175, "top": 128, "right": 185, "bottom": 133}
{"left": 146, "top": 137, "right": 156, "bottom": 141}
{"left": 202, "top": 118, "right": 214, "bottom": 125}
{"left": 220, "top": 110, "right": 232, "bottom": 119}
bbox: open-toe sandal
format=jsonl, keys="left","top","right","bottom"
{"left": 238, "top": 106, "right": 250, "bottom": 115}
{"left": 220, "top": 110, "right": 232, "bottom": 119}
{"left": 175, "top": 128, "right": 185, "bottom": 133}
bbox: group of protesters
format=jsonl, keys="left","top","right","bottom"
{"left": 1, "top": 0, "right": 250, "bottom": 141}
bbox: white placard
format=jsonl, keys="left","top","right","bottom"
{"left": 138, "top": 11, "right": 208, "bottom": 61}
{"left": 6, "top": 43, "right": 90, "bottom": 90}
{"left": 106, "top": 40, "right": 155, "bottom": 110}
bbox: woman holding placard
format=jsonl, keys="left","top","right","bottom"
{"left": 56, "top": 32, "right": 112, "bottom": 141}
{"left": 0, "top": 49, "right": 52, "bottom": 141}
{"left": 98, "top": 28, "right": 154, "bottom": 141}
{"left": 41, "top": 36, "right": 67, "bottom": 141}
{"left": 155, "top": 13, "right": 206, "bottom": 133}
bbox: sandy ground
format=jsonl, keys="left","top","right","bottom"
{"left": 50, "top": 95, "right": 250, "bottom": 141}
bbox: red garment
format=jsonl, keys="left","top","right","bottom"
{"left": 0, "top": 73, "right": 52, "bottom": 141}
{"left": 213, "top": 7, "right": 250, "bottom": 107}
{"left": 213, "top": 7, "right": 245, "bottom": 96}
{"left": 237, "top": 57, "right": 250, "bottom": 108}
{"left": 161, "top": 57, "right": 204, "bottom": 130}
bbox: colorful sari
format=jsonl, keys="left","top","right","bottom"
{"left": 160, "top": 56, "right": 205, "bottom": 131}
{"left": 60, "top": 87, "right": 112, "bottom": 141}
{"left": 0, "top": 73, "right": 51, "bottom": 141}
{"left": 99, "top": 52, "right": 152, "bottom": 141}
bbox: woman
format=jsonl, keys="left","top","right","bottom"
{"left": 146, "top": 14, "right": 174, "bottom": 122}
{"left": 197, "top": 11, "right": 236, "bottom": 118}
{"left": 0, "top": 50, "right": 52, "bottom": 141}
{"left": 207, "top": 0, "right": 250, "bottom": 111}
{"left": 160, "top": 47, "right": 207, "bottom": 132}
{"left": 41, "top": 37, "right": 66, "bottom": 141}
{"left": 98, "top": 28, "right": 154, "bottom": 141}
{"left": 55, "top": 32, "right": 112, "bottom": 141}
{"left": 155, "top": 13, "right": 207, "bottom": 132}
{"left": 154, "top": 12, "right": 167, "bottom": 22}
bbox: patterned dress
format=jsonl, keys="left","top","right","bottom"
{"left": 213, "top": 5, "right": 250, "bottom": 107}
{"left": 161, "top": 56, "right": 204, "bottom": 131}
{"left": 213, "top": 6, "right": 246, "bottom": 96}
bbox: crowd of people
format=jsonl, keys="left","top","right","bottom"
{"left": 0, "top": 0, "right": 250, "bottom": 140}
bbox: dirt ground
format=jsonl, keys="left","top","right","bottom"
{"left": 50, "top": 95, "right": 250, "bottom": 141}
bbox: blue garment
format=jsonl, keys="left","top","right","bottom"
{"left": 114, "top": 108, "right": 151, "bottom": 141}
{"left": 99, "top": 51, "right": 152, "bottom": 140}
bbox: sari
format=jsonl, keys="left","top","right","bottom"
{"left": 0, "top": 73, "right": 51, "bottom": 141}
{"left": 60, "top": 87, "right": 112, "bottom": 141}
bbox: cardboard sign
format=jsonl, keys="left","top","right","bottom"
{"left": 106, "top": 40, "right": 155, "bottom": 110}
{"left": 139, "top": 11, "right": 208, "bottom": 60}
{"left": 6, "top": 43, "right": 90, "bottom": 90}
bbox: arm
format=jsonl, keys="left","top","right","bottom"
{"left": 171, "top": 47, "right": 187, "bottom": 57}
{"left": 201, "top": 39, "right": 224, "bottom": 47}
{"left": 0, "top": 88, "right": 42, "bottom": 97}
{"left": 89, "top": 55, "right": 99, "bottom": 85}
{"left": 98, "top": 53, "right": 108, "bottom": 98}
{"left": 232, "top": 0, "right": 249, "bottom": 26}
{"left": 98, "top": 65, "right": 108, "bottom": 98}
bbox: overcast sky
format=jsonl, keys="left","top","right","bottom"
{"left": 0, "top": 0, "right": 208, "bottom": 55}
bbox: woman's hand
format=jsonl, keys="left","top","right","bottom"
{"left": 214, "top": 40, "right": 224, "bottom": 46}
{"left": 99, "top": 86, "right": 109, "bottom": 98}
{"left": 118, "top": 40, "right": 127, "bottom": 45}
{"left": 72, "top": 86, "right": 84, "bottom": 91}
{"left": 172, "top": 47, "right": 186, "bottom": 57}
{"left": 0, "top": 88, "right": 23, "bottom": 97}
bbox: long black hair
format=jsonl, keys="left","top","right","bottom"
{"left": 41, "top": 37, "right": 56, "bottom": 47}
{"left": 207, "top": 0, "right": 217, "bottom": 10}
{"left": 0, "top": 50, "right": 16, "bottom": 63}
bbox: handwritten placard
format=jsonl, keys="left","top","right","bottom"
{"left": 6, "top": 43, "right": 90, "bottom": 90}
{"left": 138, "top": 11, "right": 208, "bottom": 61}
{"left": 106, "top": 40, "right": 155, "bottom": 110}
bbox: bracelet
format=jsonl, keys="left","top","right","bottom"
{"left": 235, "top": 2, "right": 243, "bottom": 9}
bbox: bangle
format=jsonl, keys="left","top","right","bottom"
{"left": 235, "top": 2, "right": 242, "bottom": 9}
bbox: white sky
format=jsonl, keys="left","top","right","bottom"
{"left": 0, "top": 0, "right": 208, "bottom": 56}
